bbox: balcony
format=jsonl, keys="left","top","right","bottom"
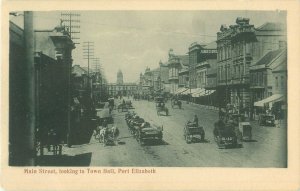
{"left": 217, "top": 75, "right": 250, "bottom": 87}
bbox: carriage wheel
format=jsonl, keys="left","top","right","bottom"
{"left": 103, "top": 138, "right": 108, "bottom": 146}
{"left": 200, "top": 132, "right": 205, "bottom": 141}
{"left": 185, "top": 134, "right": 192, "bottom": 144}
{"left": 137, "top": 132, "right": 143, "bottom": 145}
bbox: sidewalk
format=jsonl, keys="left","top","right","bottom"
{"left": 36, "top": 116, "right": 96, "bottom": 166}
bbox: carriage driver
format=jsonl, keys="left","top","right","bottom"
{"left": 193, "top": 115, "right": 199, "bottom": 126}
{"left": 187, "top": 114, "right": 198, "bottom": 127}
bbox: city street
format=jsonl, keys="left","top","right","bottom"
{"left": 60, "top": 99, "right": 287, "bottom": 167}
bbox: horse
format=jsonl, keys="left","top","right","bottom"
{"left": 99, "top": 126, "right": 120, "bottom": 146}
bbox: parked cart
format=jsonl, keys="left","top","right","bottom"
{"left": 183, "top": 122, "right": 205, "bottom": 144}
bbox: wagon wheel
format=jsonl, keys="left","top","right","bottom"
{"left": 200, "top": 131, "right": 205, "bottom": 141}
{"left": 158, "top": 134, "right": 163, "bottom": 142}
{"left": 185, "top": 134, "right": 192, "bottom": 144}
{"left": 183, "top": 127, "right": 187, "bottom": 139}
{"left": 103, "top": 136, "right": 109, "bottom": 146}
{"left": 137, "top": 132, "right": 143, "bottom": 145}
{"left": 184, "top": 128, "right": 191, "bottom": 144}
{"left": 99, "top": 135, "right": 103, "bottom": 143}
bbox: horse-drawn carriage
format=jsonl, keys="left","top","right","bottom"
{"left": 36, "top": 128, "right": 63, "bottom": 156}
{"left": 136, "top": 122, "right": 163, "bottom": 145}
{"left": 117, "top": 103, "right": 128, "bottom": 112}
{"left": 183, "top": 122, "right": 205, "bottom": 144}
{"left": 229, "top": 114, "right": 252, "bottom": 141}
{"left": 94, "top": 126, "right": 119, "bottom": 146}
{"left": 213, "top": 119, "right": 238, "bottom": 149}
{"left": 258, "top": 114, "right": 275, "bottom": 126}
{"left": 171, "top": 99, "right": 182, "bottom": 109}
{"left": 125, "top": 100, "right": 133, "bottom": 109}
{"left": 155, "top": 97, "right": 169, "bottom": 116}
{"left": 127, "top": 115, "right": 145, "bottom": 136}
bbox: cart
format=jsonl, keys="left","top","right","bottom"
{"left": 237, "top": 122, "right": 252, "bottom": 141}
{"left": 258, "top": 114, "right": 275, "bottom": 126}
{"left": 171, "top": 99, "right": 182, "bottom": 109}
{"left": 183, "top": 122, "right": 205, "bottom": 144}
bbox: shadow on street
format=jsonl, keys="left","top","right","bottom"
{"left": 73, "top": 118, "right": 96, "bottom": 145}
{"left": 36, "top": 152, "right": 92, "bottom": 166}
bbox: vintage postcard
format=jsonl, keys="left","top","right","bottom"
{"left": 1, "top": 0, "right": 300, "bottom": 190}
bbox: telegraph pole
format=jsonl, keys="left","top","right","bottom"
{"left": 93, "top": 58, "right": 101, "bottom": 101}
{"left": 24, "top": 11, "right": 35, "bottom": 165}
{"left": 83, "top": 42, "right": 94, "bottom": 102}
{"left": 61, "top": 12, "right": 80, "bottom": 44}
{"left": 93, "top": 57, "right": 100, "bottom": 72}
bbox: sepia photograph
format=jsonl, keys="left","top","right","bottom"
{"left": 8, "top": 10, "right": 288, "bottom": 168}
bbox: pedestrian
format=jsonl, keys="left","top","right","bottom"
{"left": 102, "top": 119, "right": 108, "bottom": 129}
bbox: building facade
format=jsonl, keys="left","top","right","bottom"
{"left": 108, "top": 70, "right": 138, "bottom": 97}
{"left": 250, "top": 48, "right": 287, "bottom": 116}
{"left": 167, "top": 49, "right": 189, "bottom": 94}
{"left": 9, "top": 21, "right": 75, "bottom": 165}
{"left": 216, "top": 17, "right": 286, "bottom": 110}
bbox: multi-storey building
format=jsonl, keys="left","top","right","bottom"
{"left": 108, "top": 70, "right": 138, "bottom": 97}
{"left": 188, "top": 42, "right": 217, "bottom": 89}
{"left": 9, "top": 21, "right": 75, "bottom": 165}
{"left": 167, "top": 49, "right": 189, "bottom": 94}
{"left": 250, "top": 48, "right": 287, "bottom": 115}
{"left": 216, "top": 17, "right": 286, "bottom": 110}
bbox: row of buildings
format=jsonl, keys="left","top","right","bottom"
{"left": 72, "top": 64, "right": 108, "bottom": 103}
{"left": 9, "top": 18, "right": 77, "bottom": 165}
{"left": 139, "top": 17, "right": 287, "bottom": 117}
{"left": 9, "top": 16, "right": 110, "bottom": 165}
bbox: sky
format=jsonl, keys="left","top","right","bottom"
{"left": 9, "top": 10, "right": 286, "bottom": 83}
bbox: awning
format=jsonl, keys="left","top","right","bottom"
{"left": 205, "top": 90, "right": 215, "bottom": 95}
{"left": 181, "top": 89, "right": 191, "bottom": 95}
{"left": 174, "top": 88, "right": 184, "bottom": 94}
{"left": 254, "top": 94, "right": 284, "bottom": 107}
{"left": 191, "top": 88, "right": 206, "bottom": 97}
{"left": 192, "top": 90, "right": 216, "bottom": 98}
{"left": 175, "top": 88, "right": 188, "bottom": 95}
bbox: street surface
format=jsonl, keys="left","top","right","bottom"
{"left": 61, "top": 99, "right": 287, "bottom": 167}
